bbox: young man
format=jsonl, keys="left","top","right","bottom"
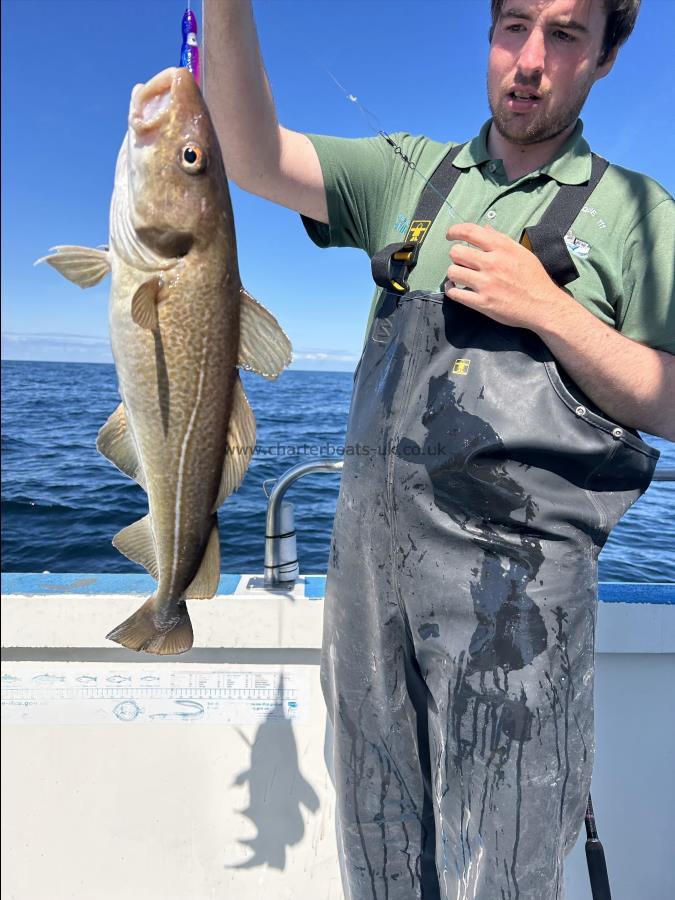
{"left": 206, "top": 1, "right": 674, "bottom": 897}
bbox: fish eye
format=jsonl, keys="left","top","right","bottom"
{"left": 180, "top": 144, "right": 206, "bottom": 174}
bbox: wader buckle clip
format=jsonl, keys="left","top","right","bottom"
{"left": 371, "top": 241, "right": 421, "bottom": 295}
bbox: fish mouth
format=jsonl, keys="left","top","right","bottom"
{"left": 130, "top": 68, "right": 178, "bottom": 135}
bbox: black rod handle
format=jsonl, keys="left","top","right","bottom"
{"left": 585, "top": 838, "right": 612, "bottom": 900}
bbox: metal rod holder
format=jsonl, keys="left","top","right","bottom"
{"left": 264, "top": 459, "right": 344, "bottom": 586}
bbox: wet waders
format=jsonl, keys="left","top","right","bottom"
{"left": 321, "top": 147, "right": 659, "bottom": 899}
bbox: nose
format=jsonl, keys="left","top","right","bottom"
{"left": 517, "top": 27, "right": 546, "bottom": 80}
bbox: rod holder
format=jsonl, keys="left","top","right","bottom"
{"left": 263, "top": 459, "right": 343, "bottom": 587}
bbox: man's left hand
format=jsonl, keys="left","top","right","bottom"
{"left": 445, "top": 223, "right": 572, "bottom": 331}
{"left": 445, "top": 223, "right": 675, "bottom": 441}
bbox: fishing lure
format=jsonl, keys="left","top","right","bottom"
{"left": 180, "top": 4, "right": 200, "bottom": 86}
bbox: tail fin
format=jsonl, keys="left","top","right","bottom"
{"left": 106, "top": 598, "right": 193, "bottom": 655}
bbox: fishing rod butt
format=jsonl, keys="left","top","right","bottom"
{"left": 585, "top": 838, "right": 612, "bottom": 900}
{"left": 584, "top": 794, "right": 612, "bottom": 900}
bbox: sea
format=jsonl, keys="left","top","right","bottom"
{"left": 2, "top": 359, "right": 674, "bottom": 582}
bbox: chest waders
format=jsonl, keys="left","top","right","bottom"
{"left": 321, "top": 146, "right": 660, "bottom": 900}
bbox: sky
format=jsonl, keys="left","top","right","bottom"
{"left": 2, "top": 0, "right": 674, "bottom": 370}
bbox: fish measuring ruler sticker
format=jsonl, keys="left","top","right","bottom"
{"left": 1, "top": 662, "right": 310, "bottom": 726}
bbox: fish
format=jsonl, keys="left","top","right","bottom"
{"left": 36, "top": 67, "right": 291, "bottom": 654}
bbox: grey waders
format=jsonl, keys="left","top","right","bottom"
{"left": 321, "top": 147, "right": 659, "bottom": 899}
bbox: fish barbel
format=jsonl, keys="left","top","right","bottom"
{"left": 36, "top": 67, "right": 292, "bottom": 654}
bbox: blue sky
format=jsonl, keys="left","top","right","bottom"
{"left": 2, "top": 0, "right": 674, "bottom": 370}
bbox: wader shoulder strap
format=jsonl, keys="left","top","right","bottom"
{"left": 372, "top": 145, "right": 610, "bottom": 294}
{"left": 522, "top": 153, "right": 609, "bottom": 287}
{"left": 405, "top": 142, "right": 467, "bottom": 233}
{"left": 371, "top": 143, "right": 466, "bottom": 294}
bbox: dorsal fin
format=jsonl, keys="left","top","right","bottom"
{"left": 238, "top": 287, "right": 292, "bottom": 378}
{"left": 185, "top": 516, "right": 221, "bottom": 599}
{"left": 213, "top": 374, "right": 256, "bottom": 510}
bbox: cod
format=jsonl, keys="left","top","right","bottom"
{"left": 37, "top": 68, "right": 291, "bottom": 654}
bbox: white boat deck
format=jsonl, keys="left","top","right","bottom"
{"left": 2, "top": 574, "right": 674, "bottom": 899}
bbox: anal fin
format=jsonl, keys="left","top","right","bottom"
{"left": 112, "top": 515, "right": 158, "bottom": 579}
{"left": 96, "top": 403, "right": 146, "bottom": 489}
{"left": 185, "top": 516, "right": 221, "bottom": 599}
{"left": 213, "top": 375, "right": 256, "bottom": 510}
{"left": 34, "top": 245, "right": 110, "bottom": 288}
{"left": 238, "top": 287, "right": 292, "bottom": 378}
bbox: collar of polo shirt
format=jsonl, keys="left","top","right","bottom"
{"left": 452, "top": 119, "right": 593, "bottom": 185}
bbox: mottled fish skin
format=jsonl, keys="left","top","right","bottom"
{"left": 110, "top": 70, "right": 239, "bottom": 608}
{"left": 37, "top": 67, "right": 291, "bottom": 653}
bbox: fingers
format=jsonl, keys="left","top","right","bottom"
{"left": 446, "top": 264, "right": 481, "bottom": 292}
{"left": 449, "top": 242, "right": 483, "bottom": 270}
{"left": 444, "top": 282, "right": 480, "bottom": 306}
{"left": 446, "top": 222, "right": 496, "bottom": 250}
{"left": 446, "top": 221, "right": 513, "bottom": 250}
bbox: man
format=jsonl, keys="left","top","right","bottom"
{"left": 206, "top": 1, "right": 674, "bottom": 897}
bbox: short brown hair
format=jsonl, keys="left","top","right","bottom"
{"left": 488, "top": 0, "right": 642, "bottom": 64}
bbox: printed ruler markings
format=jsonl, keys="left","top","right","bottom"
{"left": 1, "top": 665, "right": 310, "bottom": 725}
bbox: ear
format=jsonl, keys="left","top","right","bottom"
{"left": 594, "top": 45, "right": 618, "bottom": 82}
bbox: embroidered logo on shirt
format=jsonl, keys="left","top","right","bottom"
{"left": 451, "top": 358, "right": 471, "bottom": 375}
{"left": 564, "top": 230, "right": 591, "bottom": 258}
{"left": 406, "top": 220, "right": 432, "bottom": 244}
{"left": 580, "top": 206, "right": 607, "bottom": 229}
{"left": 394, "top": 213, "right": 410, "bottom": 234}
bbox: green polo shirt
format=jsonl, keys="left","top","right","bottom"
{"left": 302, "top": 120, "right": 675, "bottom": 353}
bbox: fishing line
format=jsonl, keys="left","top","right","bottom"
{"left": 320, "top": 63, "right": 463, "bottom": 225}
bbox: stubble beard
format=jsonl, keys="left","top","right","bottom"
{"left": 488, "top": 75, "right": 595, "bottom": 146}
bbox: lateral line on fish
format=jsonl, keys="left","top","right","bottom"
{"left": 169, "top": 336, "right": 209, "bottom": 597}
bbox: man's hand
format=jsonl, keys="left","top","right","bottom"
{"left": 444, "top": 223, "right": 568, "bottom": 330}
{"left": 444, "top": 223, "right": 675, "bottom": 441}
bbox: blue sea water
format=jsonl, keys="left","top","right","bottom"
{"left": 1, "top": 359, "right": 674, "bottom": 582}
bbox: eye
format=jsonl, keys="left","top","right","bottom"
{"left": 179, "top": 144, "right": 207, "bottom": 174}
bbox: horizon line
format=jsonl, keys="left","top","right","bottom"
{"left": 1, "top": 356, "right": 356, "bottom": 374}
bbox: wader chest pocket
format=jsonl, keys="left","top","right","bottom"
{"left": 544, "top": 360, "right": 659, "bottom": 458}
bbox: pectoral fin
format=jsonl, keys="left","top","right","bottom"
{"left": 185, "top": 516, "right": 221, "bottom": 599}
{"left": 238, "top": 287, "right": 292, "bottom": 378}
{"left": 213, "top": 374, "right": 256, "bottom": 510}
{"left": 34, "top": 245, "right": 110, "bottom": 288}
{"left": 112, "top": 515, "right": 158, "bottom": 579}
{"left": 96, "top": 403, "right": 146, "bottom": 489}
{"left": 131, "top": 277, "right": 162, "bottom": 330}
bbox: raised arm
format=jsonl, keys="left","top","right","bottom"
{"left": 204, "top": 0, "right": 328, "bottom": 223}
